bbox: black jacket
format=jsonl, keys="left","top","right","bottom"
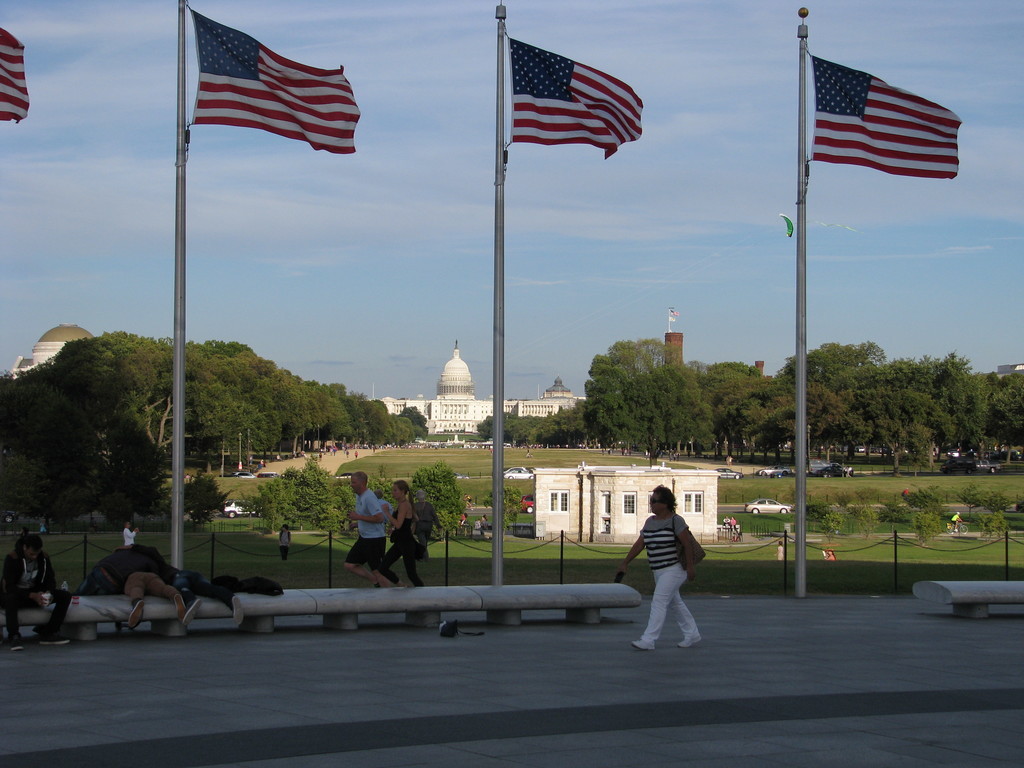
{"left": 2, "top": 550, "right": 57, "bottom": 596}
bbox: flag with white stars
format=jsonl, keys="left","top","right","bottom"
{"left": 0, "top": 27, "right": 29, "bottom": 123}
{"left": 811, "top": 56, "right": 960, "bottom": 179}
{"left": 191, "top": 11, "right": 359, "bottom": 154}
{"left": 509, "top": 39, "right": 642, "bottom": 159}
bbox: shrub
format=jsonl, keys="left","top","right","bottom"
{"left": 879, "top": 500, "right": 908, "bottom": 525}
{"left": 911, "top": 509, "right": 943, "bottom": 542}
{"left": 805, "top": 499, "right": 831, "bottom": 522}
{"left": 848, "top": 504, "right": 879, "bottom": 537}
{"left": 820, "top": 510, "right": 846, "bottom": 542}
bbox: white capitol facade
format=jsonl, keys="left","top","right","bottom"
{"left": 379, "top": 344, "right": 584, "bottom": 434}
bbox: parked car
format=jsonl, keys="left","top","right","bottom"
{"left": 715, "top": 467, "right": 744, "bottom": 479}
{"left": 227, "top": 471, "right": 257, "bottom": 479}
{"left": 256, "top": 471, "right": 279, "bottom": 478}
{"left": 503, "top": 467, "right": 534, "bottom": 480}
{"left": 940, "top": 458, "right": 999, "bottom": 474}
{"left": 809, "top": 462, "right": 853, "bottom": 477}
{"left": 454, "top": 472, "right": 470, "bottom": 479}
{"left": 222, "top": 500, "right": 247, "bottom": 518}
{"left": 744, "top": 498, "right": 791, "bottom": 514}
{"left": 756, "top": 466, "right": 793, "bottom": 478}
{"left": 520, "top": 494, "right": 535, "bottom": 513}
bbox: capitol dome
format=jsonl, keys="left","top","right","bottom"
{"left": 436, "top": 344, "right": 475, "bottom": 399}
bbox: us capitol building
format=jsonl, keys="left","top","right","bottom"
{"left": 379, "top": 344, "right": 584, "bottom": 434}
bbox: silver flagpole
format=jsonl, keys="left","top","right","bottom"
{"left": 491, "top": 4, "right": 507, "bottom": 585}
{"left": 794, "top": 7, "right": 809, "bottom": 597}
{"left": 170, "top": 0, "right": 188, "bottom": 567}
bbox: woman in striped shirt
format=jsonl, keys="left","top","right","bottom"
{"left": 616, "top": 485, "right": 700, "bottom": 650}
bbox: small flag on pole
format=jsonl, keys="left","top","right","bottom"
{"left": 810, "top": 56, "right": 960, "bottom": 179}
{"left": 191, "top": 11, "right": 359, "bottom": 153}
{"left": 668, "top": 309, "right": 679, "bottom": 323}
{"left": 0, "top": 27, "right": 29, "bottom": 123}
{"left": 509, "top": 39, "right": 642, "bottom": 158}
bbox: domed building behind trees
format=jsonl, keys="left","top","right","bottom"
{"left": 380, "top": 343, "right": 584, "bottom": 434}
{"left": 11, "top": 323, "right": 94, "bottom": 376}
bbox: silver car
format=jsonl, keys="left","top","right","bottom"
{"left": 744, "top": 498, "right": 791, "bottom": 514}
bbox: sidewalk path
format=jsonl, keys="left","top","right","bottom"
{"left": 1, "top": 596, "right": 1021, "bottom": 767}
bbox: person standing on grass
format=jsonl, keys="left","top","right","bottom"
{"left": 616, "top": 485, "right": 700, "bottom": 651}
{"left": 123, "top": 522, "right": 139, "bottom": 546}
{"left": 278, "top": 524, "right": 291, "bottom": 561}
{"left": 344, "top": 471, "right": 393, "bottom": 587}
{"left": 413, "top": 490, "right": 438, "bottom": 560}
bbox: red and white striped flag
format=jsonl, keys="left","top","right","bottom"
{"left": 191, "top": 11, "right": 359, "bottom": 154}
{"left": 509, "top": 39, "right": 642, "bottom": 159}
{"left": 811, "top": 56, "right": 960, "bottom": 179}
{"left": 0, "top": 27, "right": 29, "bottom": 123}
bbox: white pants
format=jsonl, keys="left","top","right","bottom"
{"left": 640, "top": 563, "right": 699, "bottom": 646}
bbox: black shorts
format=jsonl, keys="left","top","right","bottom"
{"left": 345, "top": 536, "right": 386, "bottom": 569}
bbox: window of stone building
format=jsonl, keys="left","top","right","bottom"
{"left": 623, "top": 492, "right": 637, "bottom": 517}
{"left": 680, "top": 491, "right": 703, "bottom": 517}
{"left": 600, "top": 492, "right": 611, "bottom": 534}
{"left": 549, "top": 490, "right": 569, "bottom": 513}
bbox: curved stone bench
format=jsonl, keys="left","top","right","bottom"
{"left": 2, "top": 583, "right": 642, "bottom": 640}
{"left": 912, "top": 580, "right": 1024, "bottom": 618}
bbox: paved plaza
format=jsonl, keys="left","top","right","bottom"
{"left": 1, "top": 594, "right": 1022, "bottom": 767}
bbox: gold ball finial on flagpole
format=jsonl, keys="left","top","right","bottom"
{"left": 799, "top": 7, "right": 809, "bottom": 18}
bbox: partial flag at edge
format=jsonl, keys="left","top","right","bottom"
{"left": 0, "top": 27, "right": 29, "bottom": 123}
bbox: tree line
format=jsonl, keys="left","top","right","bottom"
{"left": 2, "top": 332, "right": 1021, "bottom": 527}
{"left": 0, "top": 333, "right": 428, "bottom": 525}
{"left": 483, "top": 339, "right": 1024, "bottom": 472}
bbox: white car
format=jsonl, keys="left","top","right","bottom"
{"left": 744, "top": 498, "right": 791, "bottom": 514}
{"left": 222, "top": 500, "right": 247, "bottom": 518}
{"left": 502, "top": 467, "right": 534, "bottom": 480}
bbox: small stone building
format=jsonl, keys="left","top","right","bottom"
{"left": 532, "top": 464, "right": 718, "bottom": 544}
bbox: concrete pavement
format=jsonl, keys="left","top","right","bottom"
{"left": 2, "top": 594, "right": 1022, "bottom": 767}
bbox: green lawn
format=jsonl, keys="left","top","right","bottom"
{"left": 37, "top": 528, "right": 1024, "bottom": 597}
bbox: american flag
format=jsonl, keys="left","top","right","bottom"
{"left": 191, "top": 12, "right": 359, "bottom": 154}
{"left": 811, "top": 56, "right": 960, "bottom": 179}
{"left": 509, "top": 39, "right": 642, "bottom": 158}
{"left": 0, "top": 27, "right": 29, "bottom": 123}
{"left": 669, "top": 309, "right": 679, "bottom": 318}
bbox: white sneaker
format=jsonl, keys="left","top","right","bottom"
{"left": 631, "top": 639, "right": 655, "bottom": 651}
{"left": 677, "top": 633, "right": 702, "bottom": 648}
{"left": 182, "top": 597, "right": 202, "bottom": 626}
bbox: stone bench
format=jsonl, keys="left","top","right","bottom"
{"left": 912, "top": 580, "right": 1024, "bottom": 618}
{"left": 2, "top": 583, "right": 641, "bottom": 640}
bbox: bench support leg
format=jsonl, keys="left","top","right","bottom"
{"left": 239, "top": 615, "right": 275, "bottom": 633}
{"left": 150, "top": 619, "right": 187, "bottom": 638}
{"left": 63, "top": 623, "right": 98, "bottom": 641}
{"left": 953, "top": 604, "right": 989, "bottom": 618}
{"left": 405, "top": 611, "right": 440, "bottom": 628}
{"left": 323, "top": 614, "right": 358, "bottom": 631}
{"left": 566, "top": 607, "right": 601, "bottom": 624}
{"left": 487, "top": 609, "right": 522, "bottom": 626}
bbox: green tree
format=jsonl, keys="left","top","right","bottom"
{"left": 585, "top": 339, "right": 710, "bottom": 464}
{"left": 953, "top": 483, "right": 985, "bottom": 517}
{"left": 911, "top": 509, "right": 943, "bottom": 542}
{"left": 820, "top": 510, "right": 846, "bottom": 542}
{"left": 411, "top": 461, "right": 463, "bottom": 534}
{"left": 847, "top": 504, "right": 879, "bottom": 538}
{"left": 184, "top": 473, "right": 227, "bottom": 524}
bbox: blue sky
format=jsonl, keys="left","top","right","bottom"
{"left": 2, "top": 0, "right": 1021, "bottom": 400}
